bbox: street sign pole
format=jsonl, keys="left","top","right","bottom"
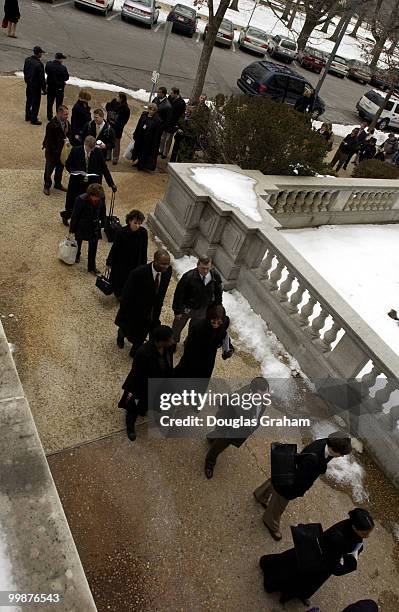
{"left": 149, "top": 20, "right": 173, "bottom": 102}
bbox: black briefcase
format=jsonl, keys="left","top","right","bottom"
{"left": 271, "top": 442, "right": 298, "bottom": 490}
{"left": 104, "top": 193, "right": 122, "bottom": 243}
{"left": 291, "top": 523, "right": 325, "bottom": 573}
{"left": 95, "top": 270, "right": 113, "bottom": 295}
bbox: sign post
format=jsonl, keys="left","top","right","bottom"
{"left": 149, "top": 20, "right": 173, "bottom": 102}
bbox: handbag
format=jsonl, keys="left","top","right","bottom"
{"left": 291, "top": 523, "right": 325, "bottom": 573}
{"left": 2, "top": 18, "right": 8, "bottom": 28}
{"left": 104, "top": 192, "right": 122, "bottom": 243}
{"left": 60, "top": 139, "right": 72, "bottom": 166}
{"left": 123, "top": 140, "right": 135, "bottom": 160}
{"left": 58, "top": 236, "right": 78, "bottom": 265}
{"left": 95, "top": 268, "right": 113, "bottom": 295}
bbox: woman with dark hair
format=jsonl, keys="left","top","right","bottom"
{"left": 106, "top": 209, "right": 148, "bottom": 299}
{"left": 342, "top": 601, "right": 378, "bottom": 612}
{"left": 3, "top": 0, "right": 20, "bottom": 38}
{"left": 131, "top": 103, "right": 162, "bottom": 172}
{"left": 71, "top": 90, "right": 91, "bottom": 145}
{"left": 105, "top": 92, "right": 131, "bottom": 165}
{"left": 259, "top": 508, "right": 374, "bottom": 606}
{"left": 69, "top": 183, "right": 106, "bottom": 274}
{"left": 174, "top": 304, "right": 234, "bottom": 380}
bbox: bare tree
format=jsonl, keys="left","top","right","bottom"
{"left": 191, "top": 0, "right": 231, "bottom": 103}
{"left": 329, "top": 7, "right": 350, "bottom": 40}
{"left": 229, "top": 0, "right": 239, "bottom": 11}
{"left": 296, "top": 0, "right": 342, "bottom": 50}
{"left": 281, "top": 0, "right": 293, "bottom": 20}
{"left": 287, "top": 0, "right": 298, "bottom": 28}
{"left": 370, "top": 0, "right": 399, "bottom": 69}
{"left": 348, "top": 7, "right": 365, "bottom": 37}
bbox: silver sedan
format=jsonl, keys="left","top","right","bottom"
{"left": 238, "top": 26, "right": 271, "bottom": 56}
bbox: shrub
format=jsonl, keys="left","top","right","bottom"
{"left": 183, "top": 95, "right": 331, "bottom": 176}
{"left": 352, "top": 159, "right": 399, "bottom": 179}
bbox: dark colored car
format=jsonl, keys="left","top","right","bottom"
{"left": 167, "top": 4, "right": 197, "bottom": 37}
{"left": 369, "top": 70, "right": 391, "bottom": 91}
{"left": 237, "top": 60, "right": 325, "bottom": 118}
{"left": 297, "top": 46, "right": 326, "bottom": 74}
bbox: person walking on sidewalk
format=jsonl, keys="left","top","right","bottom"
{"left": 159, "top": 87, "right": 186, "bottom": 159}
{"left": 42, "top": 104, "right": 72, "bottom": 196}
{"left": 105, "top": 92, "right": 130, "bottom": 165}
{"left": 106, "top": 209, "right": 147, "bottom": 299}
{"left": 172, "top": 256, "right": 223, "bottom": 346}
{"left": 115, "top": 250, "right": 172, "bottom": 357}
{"left": 69, "top": 183, "right": 106, "bottom": 274}
{"left": 254, "top": 432, "right": 352, "bottom": 541}
{"left": 83, "top": 108, "right": 115, "bottom": 161}
{"left": 131, "top": 103, "right": 163, "bottom": 171}
{"left": 61, "top": 135, "right": 117, "bottom": 225}
{"left": 3, "top": 0, "right": 20, "bottom": 38}
{"left": 23, "top": 46, "right": 46, "bottom": 125}
{"left": 45, "top": 52, "right": 69, "bottom": 121}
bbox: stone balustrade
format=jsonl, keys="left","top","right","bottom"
{"left": 149, "top": 163, "right": 399, "bottom": 488}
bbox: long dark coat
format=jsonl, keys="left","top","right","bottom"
{"left": 42, "top": 116, "right": 72, "bottom": 164}
{"left": 69, "top": 193, "right": 106, "bottom": 242}
{"left": 71, "top": 100, "right": 91, "bottom": 144}
{"left": 65, "top": 145, "right": 114, "bottom": 213}
{"left": 174, "top": 317, "right": 230, "bottom": 379}
{"left": 83, "top": 120, "right": 115, "bottom": 158}
{"left": 4, "top": 0, "right": 20, "bottom": 22}
{"left": 260, "top": 519, "right": 362, "bottom": 602}
{"left": 115, "top": 263, "right": 172, "bottom": 340}
{"left": 105, "top": 99, "right": 131, "bottom": 139}
{"left": 106, "top": 225, "right": 148, "bottom": 297}
{"left": 132, "top": 112, "right": 162, "bottom": 171}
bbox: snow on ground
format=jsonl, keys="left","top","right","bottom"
{"left": 191, "top": 167, "right": 261, "bottom": 222}
{"left": 281, "top": 224, "right": 399, "bottom": 355}
{"left": 311, "top": 421, "right": 367, "bottom": 502}
{"left": 313, "top": 120, "right": 387, "bottom": 146}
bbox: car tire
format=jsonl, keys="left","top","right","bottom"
{"left": 377, "top": 118, "right": 389, "bottom": 130}
{"left": 74, "top": 1, "right": 80, "bottom": 7}
{"left": 121, "top": 13, "right": 126, "bottom": 20}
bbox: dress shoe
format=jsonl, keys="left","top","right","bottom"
{"left": 116, "top": 333, "right": 125, "bottom": 349}
{"left": 43, "top": 187, "right": 50, "bottom": 196}
{"left": 222, "top": 344, "right": 235, "bottom": 360}
{"left": 204, "top": 463, "right": 214, "bottom": 479}
{"left": 161, "top": 154, "right": 167, "bottom": 160}
{"left": 25, "top": 116, "right": 31, "bottom": 122}
{"left": 129, "top": 347, "right": 137, "bottom": 358}
{"left": 88, "top": 268, "right": 100, "bottom": 275}
{"left": 54, "top": 184, "right": 67, "bottom": 192}
{"left": 112, "top": 160, "right": 118, "bottom": 165}
{"left": 127, "top": 428, "right": 136, "bottom": 441}
{"left": 75, "top": 255, "right": 80, "bottom": 264}
{"left": 31, "top": 120, "right": 42, "bottom": 125}
{"left": 264, "top": 522, "right": 282, "bottom": 541}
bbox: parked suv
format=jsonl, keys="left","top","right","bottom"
{"left": 267, "top": 35, "right": 298, "bottom": 63}
{"left": 357, "top": 89, "right": 399, "bottom": 130}
{"left": 296, "top": 46, "right": 326, "bottom": 73}
{"left": 237, "top": 60, "right": 325, "bottom": 117}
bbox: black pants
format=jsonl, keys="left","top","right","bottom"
{"left": 119, "top": 320, "right": 159, "bottom": 355}
{"left": 25, "top": 85, "right": 41, "bottom": 122}
{"left": 205, "top": 438, "right": 233, "bottom": 467}
{"left": 76, "top": 238, "right": 98, "bottom": 271}
{"left": 44, "top": 158, "right": 64, "bottom": 189}
{"left": 47, "top": 87, "right": 64, "bottom": 121}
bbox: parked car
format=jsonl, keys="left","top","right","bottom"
{"left": 267, "top": 34, "right": 298, "bottom": 64}
{"left": 357, "top": 89, "right": 399, "bottom": 130}
{"left": 238, "top": 26, "right": 271, "bottom": 56}
{"left": 327, "top": 54, "right": 348, "bottom": 78}
{"left": 237, "top": 60, "right": 325, "bottom": 117}
{"left": 203, "top": 18, "right": 234, "bottom": 47}
{"left": 296, "top": 46, "right": 326, "bottom": 73}
{"left": 167, "top": 4, "right": 197, "bottom": 37}
{"left": 121, "top": 0, "right": 160, "bottom": 26}
{"left": 347, "top": 59, "right": 371, "bottom": 85}
{"left": 74, "top": 0, "right": 114, "bottom": 15}
{"left": 370, "top": 70, "right": 391, "bottom": 91}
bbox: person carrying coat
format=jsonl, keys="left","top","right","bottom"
{"left": 172, "top": 256, "right": 223, "bottom": 345}
{"left": 205, "top": 377, "right": 270, "bottom": 479}
{"left": 159, "top": 86, "right": 186, "bottom": 159}
{"left": 61, "top": 135, "right": 117, "bottom": 225}
{"left": 115, "top": 249, "right": 172, "bottom": 357}
{"left": 254, "top": 432, "right": 352, "bottom": 540}
{"left": 106, "top": 209, "right": 147, "bottom": 298}
{"left": 330, "top": 128, "right": 360, "bottom": 172}
{"left": 83, "top": 108, "right": 115, "bottom": 160}
{"left": 3, "top": 0, "right": 20, "bottom": 38}
{"left": 42, "top": 104, "right": 72, "bottom": 196}
{"left": 105, "top": 92, "right": 131, "bottom": 164}
{"left": 71, "top": 90, "right": 91, "bottom": 145}
{"left": 69, "top": 183, "right": 106, "bottom": 274}
{"left": 45, "top": 52, "right": 69, "bottom": 121}
{"left": 131, "top": 103, "right": 163, "bottom": 171}
{"left": 23, "top": 45, "right": 46, "bottom": 125}
{"left": 259, "top": 508, "right": 374, "bottom": 606}
{"left": 118, "top": 325, "right": 175, "bottom": 441}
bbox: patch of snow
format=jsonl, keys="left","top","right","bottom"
{"left": 7, "top": 343, "right": 16, "bottom": 354}
{"left": 191, "top": 167, "right": 261, "bottom": 222}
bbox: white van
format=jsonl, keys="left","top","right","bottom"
{"left": 357, "top": 89, "right": 399, "bottom": 130}
{"left": 74, "top": 0, "right": 114, "bottom": 15}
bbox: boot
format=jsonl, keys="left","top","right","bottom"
{"left": 126, "top": 412, "right": 137, "bottom": 441}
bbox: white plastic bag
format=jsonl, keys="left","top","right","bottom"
{"left": 123, "top": 140, "right": 135, "bottom": 160}
{"left": 58, "top": 236, "right": 78, "bottom": 265}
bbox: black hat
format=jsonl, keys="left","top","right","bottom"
{"left": 33, "top": 46, "right": 44, "bottom": 55}
{"left": 55, "top": 52, "right": 66, "bottom": 60}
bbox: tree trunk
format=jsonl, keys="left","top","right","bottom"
{"left": 370, "top": 86, "right": 394, "bottom": 129}
{"left": 287, "top": 1, "right": 297, "bottom": 29}
{"left": 388, "top": 37, "right": 398, "bottom": 54}
{"left": 329, "top": 12, "right": 348, "bottom": 42}
{"left": 229, "top": 0, "right": 239, "bottom": 11}
{"left": 320, "top": 7, "right": 336, "bottom": 34}
{"left": 281, "top": 0, "right": 292, "bottom": 21}
{"left": 370, "top": 34, "right": 388, "bottom": 70}
{"left": 297, "top": 15, "right": 318, "bottom": 50}
{"left": 191, "top": 0, "right": 231, "bottom": 103}
{"left": 348, "top": 11, "right": 363, "bottom": 38}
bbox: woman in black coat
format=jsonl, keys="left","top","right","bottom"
{"left": 71, "top": 90, "right": 92, "bottom": 145}
{"left": 4, "top": 0, "right": 20, "bottom": 37}
{"left": 260, "top": 508, "right": 374, "bottom": 606}
{"left": 105, "top": 92, "right": 131, "bottom": 165}
{"left": 69, "top": 183, "right": 106, "bottom": 274}
{"left": 106, "top": 209, "right": 147, "bottom": 298}
{"left": 132, "top": 103, "right": 162, "bottom": 171}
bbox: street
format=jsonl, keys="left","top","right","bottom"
{"left": 0, "top": 0, "right": 373, "bottom": 124}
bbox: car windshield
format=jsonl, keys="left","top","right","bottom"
{"left": 334, "top": 55, "right": 347, "bottom": 65}
{"left": 247, "top": 27, "right": 269, "bottom": 41}
{"left": 175, "top": 4, "right": 195, "bottom": 16}
{"left": 281, "top": 39, "right": 297, "bottom": 50}
{"left": 220, "top": 19, "right": 233, "bottom": 30}
{"left": 306, "top": 48, "right": 324, "bottom": 59}
{"left": 365, "top": 90, "right": 384, "bottom": 105}
{"left": 132, "top": 0, "right": 152, "bottom": 5}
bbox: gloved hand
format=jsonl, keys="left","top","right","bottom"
{"left": 111, "top": 184, "right": 117, "bottom": 193}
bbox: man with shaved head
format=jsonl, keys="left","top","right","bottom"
{"left": 115, "top": 249, "right": 172, "bottom": 357}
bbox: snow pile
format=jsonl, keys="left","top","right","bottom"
{"left": 312, "top": 421, "right": 367, "bottom": 502}
{"left": 313, "top": 120, "right": 387, "bottom": 146}
{"left": 191, "top": 167, "right": 261, "bottom": 222}
{"left": 282, "top": 224, "right": 399, "bottom": 355}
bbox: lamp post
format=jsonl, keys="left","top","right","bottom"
{"left": 148, "top": 20, "right": 173, "bottom": 102}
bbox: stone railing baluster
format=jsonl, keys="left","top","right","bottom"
{"left": 373, "top": 378, "right": 397, "bottom": 407}
{"left": 297, "top": 294, "right": 317, "bottom": 327}
{"left": 259, "top": 249, "right": 275, "bottom": 280}
{"left": 320, "top": 320, "right": 341, "bottom": 352}
{"left": 310, "top": 307, "right": 329, "bottom": 339}
{"left": 269, "top": 259, "right": 285, "bottom": 291}
{"left": 287, "top": 282, "right": 306, "bottom": 315}
{"left": 277, "top": 270, "right": 295, "bottom": 302}
{"left": 361, "top": 363, "right": 380, "bottom": 391}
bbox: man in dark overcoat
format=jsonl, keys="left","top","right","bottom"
{"left": 115, "top": 249, "right": 172, "bottom": 357}
{"left": 69, "top": 183, "right": 106, "bottom": 273}
{"left": 42, "top": 104, "right": 72, "bottom": 195}
{"left": 45, "top": 52, "right": 69, "bottom": 121}
{"left": 23, "top": 45, "right": 46, "bottom": 124}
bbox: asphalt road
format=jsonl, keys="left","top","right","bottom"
{"left": 0, "top": 0, "right": 372, "bottom": 124}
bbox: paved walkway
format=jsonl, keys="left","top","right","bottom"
{"left": 1, "top": 76, "right": 398, "bottom": 612}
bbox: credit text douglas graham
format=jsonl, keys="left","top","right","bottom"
{"left": 159, "top": 415, "right": 311, "bottom": 428}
